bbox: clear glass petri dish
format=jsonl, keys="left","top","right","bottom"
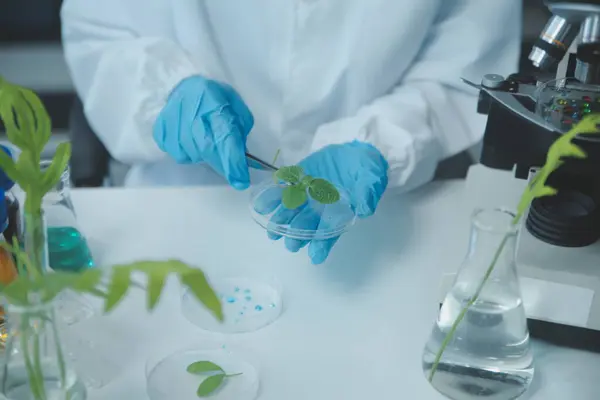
{"left": 181, "top": 275, "right": 283, "bottom": 334}
{"left": 249, "top": 179, "right": 357, "bottom": 240}
{"left": 146, "top": 344, "right": 260, "bottom": 400}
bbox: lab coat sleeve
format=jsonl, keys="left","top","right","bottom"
{"left": 60, "top": 0, "right": 206, "bottom": 165}
{"left": 310, "top": 1, "right": 522, "bottom": 192}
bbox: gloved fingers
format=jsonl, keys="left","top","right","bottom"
{"left": 208, "top": 110, "right": 250, "bottom": 190}
{"left": 305, "top": 202, "right": 353, "bottom": 263}
{"left": 353, "top": 177, "right": 386, "bottom": 217}
{"left": 267, "top": 205, "right": 303, "bottom": 241}
{"left": 219, "top": 83, "right": 254, "bottom": 137}
{"left": 284, "top": 205, "right": 321, "bottom": 252}
{"left": 153, "top": 105, "right": 193, "bottom": 164}
{"left": 308, "top": 236, "right": 340, "bottom": 265}
{"left": 253, "top": 186, "right": 283, "bottom": 215}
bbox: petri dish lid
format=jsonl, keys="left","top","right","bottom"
{"left": 249, "top": 178, "right": 357, "bottom": 240}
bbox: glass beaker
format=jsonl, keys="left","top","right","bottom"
{"left": 422, "top": 208, "right": 534, "bottom": 400}
{"left": 0, "top": 301, "right": 87, "bottom": 400}
{"left": 40, "top": 161, "right": 94, "bottom": 272}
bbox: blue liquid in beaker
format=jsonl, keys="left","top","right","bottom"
{"left": 47, "top": 226, "right": 95, "bottom": 272}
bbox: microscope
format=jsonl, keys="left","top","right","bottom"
{"left": 450, "top": 0, "right": 600, "bottom": 352}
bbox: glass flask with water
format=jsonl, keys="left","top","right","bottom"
{"left": 0, "top": 301, "right": 87, "bottom": 400}
{"left": 40, "top": 161, "right": 94, "bottom": 272}
{"left": 422, "top": 208, "right": 534, "bottom": 400}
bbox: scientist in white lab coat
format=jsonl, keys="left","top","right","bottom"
{"left": 60, "top": 0, "right": 522, "bottom": 264}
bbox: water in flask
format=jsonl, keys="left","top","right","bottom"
{"left": 40, "top": 161, "right": 95, "bottom": 272}
{"left": 422, "top": 208, "right": 534, "bottom": 400}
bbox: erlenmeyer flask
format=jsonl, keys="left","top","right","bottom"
{"left": 422, "top": 208, "right": 534, "bottom": 400}
{"left": 40, "top": 161, "right": 94, "bottom": 272}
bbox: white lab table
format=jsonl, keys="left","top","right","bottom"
{"left": 66, "top": 181, "right": 600, "bottom": 399}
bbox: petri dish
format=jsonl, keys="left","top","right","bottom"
{"left": 181, "top": 276, "right": 282, "bottom": 334}
{"left": 249, "top": 179, "right": 357, "bottom": 240}
{"left": 146, "top": 345, "right": 259, "bottom": 400}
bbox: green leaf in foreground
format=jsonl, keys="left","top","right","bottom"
{"left": 187, "top": 361, "right": 223, "bottom": 375}
{"left": 275, "top": 165, "right": 303, "bottom": 184}
{"left": 197, "top": 374, "right": 226, "bottom": 397}
{"left": 282, "top": 185, "right": 307, "bottom": 209}
{"left": 308, "top": 178, "right": 340, "bottom": 204}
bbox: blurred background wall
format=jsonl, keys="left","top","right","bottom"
{"left": 0, "top": 0, "right": 552, "bottom": 187}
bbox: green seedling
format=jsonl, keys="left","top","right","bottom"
{"left": 186, "top": 361, "right": 243, "bottom": 397}
{"left": 274, "top": 166, "right": 340, "bottom": 209}
{"left": 428, "top": 114, "right": 600, "bottom": 382}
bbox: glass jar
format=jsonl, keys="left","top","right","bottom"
{"left": 422, "top": 208, "right": 534, "bottom": 400}
{"left": 0, "top": 301, "right": 87, "bottom": 400}
{"left": 39, "top": 161, "right": 94, "bottom": 272}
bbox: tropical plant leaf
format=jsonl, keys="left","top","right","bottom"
{"left": 0, "top": 147, "right": 22, "bottom": 185}
{"left": 104, "top": 267, "right": 132, "bottom": 313}
{"left": 180, "top": 268, "right": 223, "bottom": 321}
{"left": 41, "top": 142, "right": 71, "bottom": 193}
{"left": 197, "top": 374, "right": 225, "bottom": 397}
{"left": 282, "top": 185, "right": 307, "bottom": 209}
{"left": 146, "top": 267, "right": 169, "bottom": 309}
{"left": 187, "top": 361, "right": 224, "bottom": 375}
{"left": 275, "top": 166, "right": 303, "bottom": 184}
{"left": 20, "top": 88, "right": 51, "bottom": 151}
{"left": 308, "top": 178, "right": 340, "bottom": 205}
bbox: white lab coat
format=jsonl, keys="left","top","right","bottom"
{"left": 61, "top": 0, "right": 522, "bottom": 189}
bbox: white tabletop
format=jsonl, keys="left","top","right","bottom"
{"left": 67, "top": 181, "right": 600, "bottom": 400}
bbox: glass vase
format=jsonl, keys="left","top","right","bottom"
{"left": 39, "top": 161, "right": 94, "bottom": 273}
{"left": 0, "top": 301, "right": 86, "bottom": 400}
{"left": 422, "top": 208, "right": 534, "bottom": 400}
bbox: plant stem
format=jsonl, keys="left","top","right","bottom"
{"left": 225, "top": 373, "right": 243, "bottom": 378}
{"left": 49, "top": 308, "right": 67, "bottom": 388}
{"left": 428, "top": 232, "right": 511, "bottom": 382}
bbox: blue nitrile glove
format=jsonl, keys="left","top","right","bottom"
{"left": 153, "top": 76, "right": 255, "bottom": 190}
{"left": 254, "top": 141, "right": 388, "bottom": 264}
{"left": 0, "top": 145, "right": 15, "bottom": 191}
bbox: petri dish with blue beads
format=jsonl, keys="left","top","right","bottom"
{"left": 181, "top": 276, "right": 282, "bottom": 333}
{"left": 249, "top": 179, "right": 357, "bottom": 241}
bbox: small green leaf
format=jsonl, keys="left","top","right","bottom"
{"left": 0, "top": 149, "right": 22, "bottom": 185}
{"left": 308, "top": 178, "right": 340, "bottom": 205}
{"left": 187, "top": 361, "right": 224, "bottom": 375}
{"left": 20, "top": 88, "right": 51, "bottom": 151}
{"left": 180, "top": 270, "right": 223, "bottom": 322}
{"left": 282, "top": 185, "right": 307, "bottom": 209}
{"left": 197, "top": 374, "right": 225, "bottom": 397}
{"left": 275, "top": 166, "right": 303, "bottom": 184}
{"left": 300, "top": 175, "right": 314, "bottom": 188}
{"left": 16, "top": 150, "right": 41, "bottom": 185}
{"left": 104, "top": 267, "right": 132, "bottom": 313}
{"left": 147, "top": 268, "right": 169, "bottom": 309}
{"left": 41, "top": 142, "right": 71, "bottom": 193}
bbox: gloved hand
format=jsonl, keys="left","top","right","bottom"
{"left": 153, "top": 75, "right": 254, "bottom": 190}
{"left": 254, "top": 141, "right": 388, "bottom": 264}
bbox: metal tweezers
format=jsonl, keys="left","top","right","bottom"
{"left": 245, "top": 152, "right": 278, "bottom": 171}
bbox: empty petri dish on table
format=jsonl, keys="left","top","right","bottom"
{"left": 249, "top": 179, "right": 357, "bottom": 241}
{"left": 146, "top": 344, "right": 260, "bottom": 400}
{"left": 181, "top": 276, "right": 283, "bottom": 334}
